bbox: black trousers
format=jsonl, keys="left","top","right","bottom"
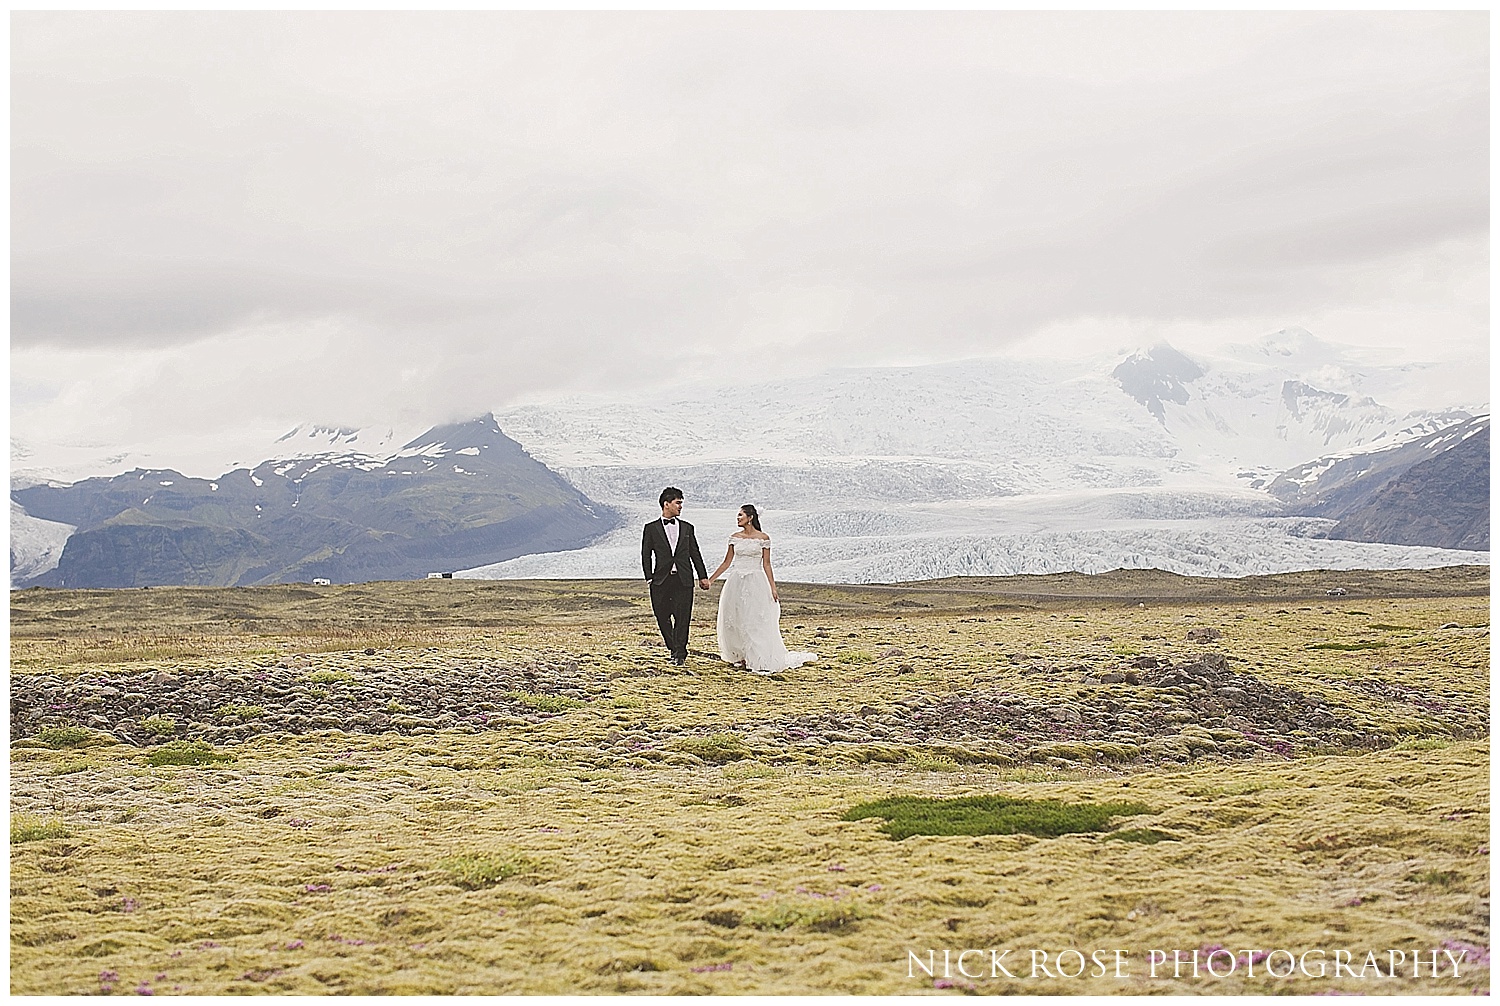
{"left": 649, "top": 575, "right": 694, "bottom": 658}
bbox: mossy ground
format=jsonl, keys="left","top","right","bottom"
{"left": 10, "top": 570, "right": 1490, "bottom": 994}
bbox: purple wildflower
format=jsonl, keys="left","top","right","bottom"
{"left": 286, "top": 940, "right": 304, "bottom": 950}
{"left": 1443, "top": 941, "right": 1491, "bottom": 968}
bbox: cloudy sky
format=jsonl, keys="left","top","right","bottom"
{"left": 12, "top": 12, "right": 1489, "bottom": 464}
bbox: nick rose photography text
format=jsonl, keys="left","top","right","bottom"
{"left": 907, "top": 947, "right": 1471, "bottom": 981}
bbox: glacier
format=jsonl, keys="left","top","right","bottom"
{"left": 459, "top": 495, "right": 1487, "bottom": 584}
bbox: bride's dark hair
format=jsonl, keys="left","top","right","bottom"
{"left": 739, "top": 504, "right": 762, "bottom": 531}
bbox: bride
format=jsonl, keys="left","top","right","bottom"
{"left": 708, "top": 504, "right": 817, "bottom": 673}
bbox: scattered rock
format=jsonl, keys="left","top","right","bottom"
{"left": 11, "top": 658, "right": 604, "bottom": 744}
{"left": 1185, "top": 627, "right": 1222, "bottom": 643}
{"left": 1129, "top": 656, "right": 1160, "bottom": 669}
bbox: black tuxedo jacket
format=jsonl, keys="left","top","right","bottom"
{"left": 642, "top": 518, "right": 708, "bottom": 585}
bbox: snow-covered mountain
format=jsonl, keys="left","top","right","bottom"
{"left": 11, "top": 421, "right": 430, "bottom": 490}
{"left": 469, "top": 328, "right": 1486, "bottom": 582}
{"left": 1270, "top": 413, "right": 1490, "bottom": 515}
{"left": 12, "top": 416, "right": 618, "bottom": 587}
{"left": 12, "top": 327, "right": 1487, "bottom": 586}
{"left": 1267, "top": 414, "right": 1490, "bottom": 551}
{"left": 1119, "top": 330, "right": 1478, "bottom": 487}
{"left": 494, "top": 328, "right": 1480, "bottom": 502}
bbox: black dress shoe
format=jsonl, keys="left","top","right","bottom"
{"left": 673, "top": 653, "right": 687, "bottom": 665}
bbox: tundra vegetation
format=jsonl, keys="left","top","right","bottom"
{"left": 9, "top": 568, "right": 1490, "bottom": 995}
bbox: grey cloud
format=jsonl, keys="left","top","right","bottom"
{"left": 10, "top": 11, "right": 1488, "bottom": 450}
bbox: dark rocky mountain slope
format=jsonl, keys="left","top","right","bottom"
{"left": 1269, "top": 416, "right": 1488, "bottom": 551}
{"left": 12, "top": 415, "right": 619, "bottom": 588}
{"left": 1325, "top": 425, "right": 1488, "bottom": 550}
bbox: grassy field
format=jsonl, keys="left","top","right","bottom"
{"left": 10, "top": 568, "right": 1490, "bottom": 995}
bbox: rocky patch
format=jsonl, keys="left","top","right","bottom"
{"left": 11, "top": 658, "right": 604, "bottom": 746}
{"left": 740, "top": 653, "right": 1471, "bottom": 767}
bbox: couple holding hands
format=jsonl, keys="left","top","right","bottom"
{"left": 641, "top": 487, "right": 817, "bottom": 673}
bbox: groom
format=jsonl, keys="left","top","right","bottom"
{"left": 641, "top": 487, "right": 710, "bottom": 665}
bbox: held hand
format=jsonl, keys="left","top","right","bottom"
{"left": 699, "top": 579, "right": 711, "bottom": 590}
{"left": 771, "top": 587, "right": 779, "bottom": 603}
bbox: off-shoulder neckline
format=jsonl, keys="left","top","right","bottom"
{"left": 730, "top": 533, "right": 770, "bottom": 541}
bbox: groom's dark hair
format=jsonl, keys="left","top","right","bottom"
{"left": 659, "top": 487, "right": 684, "bottom": 507}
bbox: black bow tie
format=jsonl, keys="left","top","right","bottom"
{"left": 663, "top": 518, "right": 677, "bottom": 525}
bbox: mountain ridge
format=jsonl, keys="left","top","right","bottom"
{"left": 12, "top": 415, "right": 620, "bottom": 588}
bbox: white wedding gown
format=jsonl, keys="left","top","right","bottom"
{"left": 717, "top": 536, "right": 818, "bottom": 672}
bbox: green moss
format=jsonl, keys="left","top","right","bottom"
{"left": 1105, "top": 828, "right": 1179, "bottom": 844}
{"left": 904, "top": 754, "right": 961, "bottom": 772}
{"left": 746, "top": 897, "right": 870, "bottom": 931}
{"left": 843, "top": 795, "right": 1152, "bottom": 840}
{"left": 148, "top": 741, "right": 235, "bottom": 767}
{"left": 214, "top": 703, "right": 265, "bottom": 720}
{"left": 836, "top": 650, "right": 874, "bottom": 664}
{"left": 307, "top": 670, "right": 356, "bottom": 685}
{"left": 673, "top": 733, "right": 749, "bottom": 765}
{"left": 37, "top": 726, "right": 94, "bottom": 749}
{"left": 437, "top": 852, "right": 533, "bottom": 889}
{"left": 1411, "top": 869, "right": 1462, "bottom": 888}
{"left": 11, "top": 816, "right": 67, "bottom": 844}
{"left": 1394, "top": 737, "right": 1450, "bottom": 751}
{"left": 1309, "top": 641, "right": 1388, "bottom": 651}
{"left": 141, "top": 715, "right": 177, "bottom": 737}
{"left": 507, "top": 692, "right": 584, "bottom": 713}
